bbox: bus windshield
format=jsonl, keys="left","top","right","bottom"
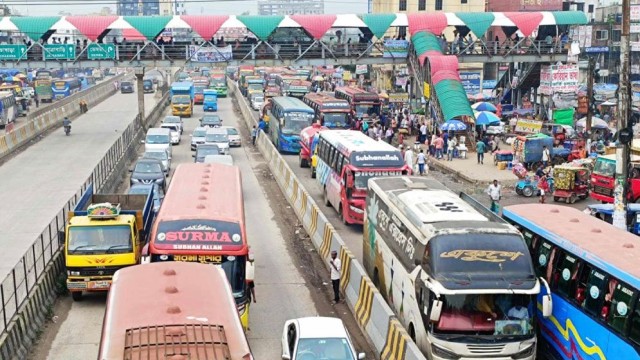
{"left": 593, "top": 158, "right": 615, "bottom": 177}
{"left": 434, "top": 294, "right": 535, "bottom": 338}
{"left": 283, "top": 112, "right": 313, "bottom": 134}
{"left": 323, "top": 113, "right": 348, "bottom": 127}
{"left": 172, "top": 95, "right": 190, "bottom": 104}
{"left": 67, "top": 225, "right": 132, "bottom": 255}
{"left": 355, "top": 104, "right": 379, "bottom": 118}
{"left": 220, "top": 255, "right": 247, "bottom": 298}
{"left": 54, "top": 81, "right": 67, "bottom": 90}
{"left": 354, "top": 170, "right": 402, "bottom": 189}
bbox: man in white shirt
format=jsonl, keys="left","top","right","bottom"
{"left": 486, "top": 179, "right": 502, "bottom": 213}
{"left": 329, "top": 250, "right": 341, "bottom": 304}
{"left": 542, "top": 146, "right": 550, "bottom": 168}
{"left": 404, "top": 147, "right": 415, "bottom": 172}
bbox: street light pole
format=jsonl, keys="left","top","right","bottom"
{"left": 613, "top": 0, "right": 631, "bottom": 230}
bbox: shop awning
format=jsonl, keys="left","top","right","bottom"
{"left": 11, "top": 16, "right": 60, "bottom": 41}
{"left": 180, "top": 15, "right": 229, "bottom": 41}
{"left": 237, "top": 15, "right": 283, "bottom": 41}
{"left": 360, "top": 13, "right": 397, "bottom": 39}
{"left": 123, "top": 16, "right": 171, "bottom": 40}
{"left": 290, "top": 15, "right": 337, "bottom": 40}
{"left": 66, "top": 16, "right": 118, "bottom": 41}
{"left": 434, "top": 80, "right": 475, "bottom": 121}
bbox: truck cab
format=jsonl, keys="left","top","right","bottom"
{"left": 170, "top": 81, "right": 194, "bottom": 117}
{"left": 62, "top": 184, "right": 154, "bottom": 301}
{"left": 203, "top": 89, "right": 218, "bottom": 112}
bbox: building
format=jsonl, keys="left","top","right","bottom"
{"left": 117, "top": 0, "right": 160, "bottom": 16}
{"left": 257, "top": 0, "right": 324, "bottom": 15}
{"left": 159, "top": 0, "right": 173, "bottom": 15}
{"left": 372, "top": 0, "right": 483, "bottom": 16}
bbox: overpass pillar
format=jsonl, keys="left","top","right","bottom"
{"left": 134, "top": 67, "right": 146, "bottom": 131}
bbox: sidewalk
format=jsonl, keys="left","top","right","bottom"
{"left": 428, "top": 154, "right": 519, "bottom": 187}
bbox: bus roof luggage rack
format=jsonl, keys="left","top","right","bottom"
{"left": 124, "top": 323, "right": 232, "bottom": 360}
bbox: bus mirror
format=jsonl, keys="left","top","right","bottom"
{"left": 429, "top": 300, "right": 443, "bottom": 322}
{"left": 542, "top": 295, "right": 553, "bottom": 317}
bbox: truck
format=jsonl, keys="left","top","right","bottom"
{"left": 203, "top": 88, "right": 218, "bottom": 111}
{"left": 62, "top": 184, "right": 155, "bottom": 301}
{"left": 34, "top": 76, "right": 53, "bottom": 103}
{"left": 192, "top": 76, "right": 209, "bottom": 104}
{"left": 590, "top": 153, "right": 640, "bottom": 203}
{"left": 210, "top": 72, "right": 227, "bottom": 97}
{"left": 246, "top": 76, "right": 265, "bottom": 98}
{"left": 170, "top": 81, "right": 195, "bottom": 117}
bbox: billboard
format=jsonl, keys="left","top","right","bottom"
{"left": 188, "top": 45, "right": 233, "bottom": 63}
{"left": 539, "top": 64, "right": 579, "bottom": 95}
{"left": 459, "top": 71, "right": 481, "bottom": 95}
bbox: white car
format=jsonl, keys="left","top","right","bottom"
{"left": 160, "top": 123, "right": 181, "bottom": 145}
{"left": 162, "top": 115, "right": 184, "bottom": 134}
{"left": 204, "top": 128, "right": 230, "bottom": 154}
{"left": 222, "top": 125, "right": 242, "bottom": 147}
{"left": 141, "top": 149, "right": 171, "bottom": 173}
{"left": 485, "top": 122, "right": 505, "bottom": 135}
{"left": 190, "top": 126, "right": 207, "bottom": 151}
{"left": 282, "top": 317, "right": 365, "bottom": 360}
{"left": 252, "top": 95, "right": 265, "bottom": 111}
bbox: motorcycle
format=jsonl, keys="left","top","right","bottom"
{"left": 64, "top": 125, "right": 71, "bottom": 136}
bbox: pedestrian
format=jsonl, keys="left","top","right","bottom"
{"left": 251, "top": 125, "right": 257, "bottom": 145}
{"left": 538, "top": 176, "right": 549, "bottom": 204}
{"left": 258, "top": 118, "right": 266, "bottom": 131}
{"left": 246, "top": 256, "right": 256, "bottom": 303}
{"left": 385, "top": 127, "right": 394, "bottom": 144}
{"left": 476, "top": 138, "right": 487, "bottom": 164}
{"left": 419, "top": 121, "right": 427, "bottom": 144}
{"left": 404, "top": 146, "right": 414, "bottom": 173}
{"left": 416, "top": 149, "right": 427, "bottom": 175}
{"left": 447, "top": 136, "right": 457, "bottom": 161}
{"left": 329, "top": 250, "right": 341, "bottom": 304}
{"left": 434, "top": 135, "right": 444, "bottom": 159}
{"left": 34, "top": 94, "right": 39, "bottom": 108}
{"left": 486, "top": 179, "right": 501, "bottom": 213}
{"left": 542, "top": 145, "right": 550, "bottom": 168}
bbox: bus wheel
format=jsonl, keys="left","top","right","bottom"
{"left": 299, "top": 156, "right": 308, "bottom": 168}
{"left": 339, "top": 204, "right": 349, "bottom": 226}
{"left": 323, "top": 187, "right": 331, "bottom": 207}
{"left": 71, "top": 291, "right": 83, "bottom": 302}
{"left": 311, "top": 166, "right": 316, "bottom": 179}
{"left": 408, "top": 324, "right": 416, "bottom": 342}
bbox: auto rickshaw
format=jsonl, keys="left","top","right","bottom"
{"left": 552, "top": 165, "right": 590, "bottom": 203}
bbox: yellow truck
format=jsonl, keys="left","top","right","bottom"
{"left": 61, "top": 184, "right": 155, "bottom": 301}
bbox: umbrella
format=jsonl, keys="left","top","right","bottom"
{"left": 474, "top": 111, "right": 501, "bottom": 125}
{"left": 577, "top": 117, "right": 609, "bottom": 129}
{"left": 600, "top": 100, "right": 616, "bottom": 106}
{"left": 471, "top": 102, "right": 497, "bottom": 112}
{"left": 440, "top": 120, "right": 467, "bottom": 131}
{"left": 312, "top": 75, "right": 324, "bottom": 81}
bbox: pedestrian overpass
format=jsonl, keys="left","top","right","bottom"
{"left": 0, "top": 12, "right": 586, "bottom": 69}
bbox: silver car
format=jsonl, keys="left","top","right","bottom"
{"left": 204, "top": 128, "right": 230, "bottom": 154}
{"left": 190, "top": 126, "right": 207, "bottom": 151}
{"left": 142, "top": 149, "right": 171, "bottom": 173}
{"left": 160, "top": 123, "right": 181, "bottom": 145}
{"left": 162, "top": 115, "right": 184, "bottom": 134}
{"left": 221, "top": 126, "right": 241, "bottom": 147}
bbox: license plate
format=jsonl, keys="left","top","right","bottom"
{"left": 88, "top": 281, "right": 111, "bottom": 289}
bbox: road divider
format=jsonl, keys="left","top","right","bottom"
{"left": 0, "top": 74, "right": 126, "bottom": 161}
{"left": 230, "top": 80, "right": 425, "bottom": 360}
{"left": 0, "top": 89, "right": 170, "bottom": 360}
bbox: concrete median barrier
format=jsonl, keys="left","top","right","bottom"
{"left": 0, "top": 74, "right": 126, "bottom": 162}
{"left": 231, "top": 80, "right": 424, "bottom": 360}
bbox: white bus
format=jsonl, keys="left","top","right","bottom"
{"left": 0, "top": 91, "right": 17, "bottom": 127}
{"left": 363, "top": 176, "right": 551, "bottom": 360}
{"left": 315, "top": 130, "right": 409, "bottom": 225}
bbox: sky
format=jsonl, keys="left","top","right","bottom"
{"left": 8, "top": 0, "right": 369, "bottom": 16}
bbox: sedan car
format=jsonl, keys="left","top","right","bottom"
{"left": 141, "top": 149, "right": 171, "bottom": 173}
{"left": 130, "top": 159, "right": 166, "bottom": 190}
{"left": 282, "top": 317, "right": 365, "bottom": 360}
{"left": 190, "top": 126, "right": 207, "bottom": 151}
{"left": 162, "top": 115, "right": 184, "bottom": 134}
{"left": 193, "top": 144, "right": 220, "bottom": 163}
{"left": 221, "top": 126, "right": 241, "bottom": 147}
{"left": 120, "top": 81, "right": 134, "bottom": 93}
{"left": 204, "top": 128, "right": 230, "bottom": 155}
{"left": 128, "top": 183, "right": 164, "bottom": 213}
{"left": 160, "top": 123, "right": 181, "bottom": 145}
{"left": 200, "top": 114, "right": 222, "bottom": 128}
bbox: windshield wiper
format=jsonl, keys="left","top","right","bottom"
{"left": 105, "top": 244, "right": 131, "bottom": 254}
{"left": 69, "top": 245, "right": 96, "bottom": 253}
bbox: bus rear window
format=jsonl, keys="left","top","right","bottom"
{"left": 55, "top": 82, "right": 66, "bottom": 89}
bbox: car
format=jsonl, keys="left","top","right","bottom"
{"left": 160, "top": 123, "right": 181, "bottom": 145}
{"left": 221, "top": 126, "right": 241, "bottom": 147}
{"left": 130, "top": 158, "right": 166, "bottom": 190}
{"left": 120, "top": 81, "right": 134, "bottom": 93}
{"left": 162, "top": 115, "right": 184, "bottom": 134}
{"left": 190, "top": 126, "right": 207, "bottom": 151}
{"left": 485, "top": 122, "right": 505, "bottom": 135}
{"left": 128, "top": 183, "right": 164, "bottom": 213}
{"left": 193, "top": 144, "right": 221, "bottom": 163}
{"left": 143, "top": 128, "right": 172, "bottom": 158}
{"left": 141, "top": 149, "right": 171, "bottom": 173}
{"left": 200, "top": 114, "right": 222, "bottom": 128}
{"left": 204, "top": 128, "right": 230, "bottom": 154}
{"left": 251, "top": 94, "right": 264, "bottom": 111}
{"left": 281, "top": 317, "right": 365, "bottom": 360}
{"left": 143, "top": 79, "right": 154, "bottom": 93}
{"left": 203, "top": 154, "right": 234, "bottom": 165}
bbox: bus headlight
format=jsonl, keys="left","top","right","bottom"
{"left": 67, "top": 271, "right": 80, "bottom": 276}
{"left": 431, "top": 344, "right": 459, "bottom": 360}
{"left": 512, "top": 343, "right": 535, "bottom": 359}
{"left": 159, "top": 255, "right": 169, "bottom": 261}
{"left": 350, "top": 206, "right": 364, "bottom": 214}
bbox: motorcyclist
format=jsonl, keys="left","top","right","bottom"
{"left": 63, "top": 117, "right": 71, "bottom": 132}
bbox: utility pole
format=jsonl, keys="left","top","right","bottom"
{"left": 613, "top": 0, "right": 631, "bottom": 230}
{"left": 586, "top": 57, "right": 595, "bottom": 133}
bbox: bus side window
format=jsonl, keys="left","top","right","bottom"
{"left": 627, "top": 298, "right": 640, "bottom": 346}
{"left": 607, "top": 282, "right": 634, "bottom": 334}
{"left": 582, "top": 268, "right": 607, "bottom": 316}
{"left": 533, "top": 241, "right": 553, "bottom": 279}
{"left": 601, "top": 278, "right": 619, "bottom": 320}
{"left": 552, "top": 252, "right": 581, "bottom": 298}
{"left": 337, "top": 154, "right": 345, "bottom": 174}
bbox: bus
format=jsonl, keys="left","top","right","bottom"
{"left": 267, "top": 96, "right": 314, "bottom": 153}
{"left": 52, "top": 78, "right": 81, "bottom": 99}
{"left": 334, "top": 86, "right": 381, "bottom": 120}
{"left": 303, "top": 92, "right": 351, "bottom": 129}
{"left": 503, "top": 204, "right": 640, "bottom": 360}
{"left": 284, "top": 79, "right": 311, "bottom": 98}
{"left": 364, "top": 176, "right": 548, "bottom": 360}
{"left": 0, "top": 91, "right": 17, "bottom": 127}
{"left": 193, "top": 76, "right": 209, "bottom": 104}
{"left": 315, "top": 130, "right": 410, "bottom": 224}
{"left": 146, "top": 163, "right": 252, "bottom": 330}
{"left": 98, "top": 262, "right": 253, "bottom": 360}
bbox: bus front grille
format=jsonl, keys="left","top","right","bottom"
{"left": 466, "top": 343, "right": 506, "bottom": 355}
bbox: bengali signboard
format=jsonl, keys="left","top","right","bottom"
{"left": 355, "top": 64, "right": 368, "bottom": 75}
{"left": 539, "top": 64, "right": 579, "bottom": 95}
{"left": 460, "top": 71, "right": 481, "bottom": 95}
{"left": 188, "top": 45, "right": 233, "bottom": 63}
{"left": 388, "top": 92, "right": 409, "bottom": 103}
{"left": 632, "top": 5, "right": 640, "bottom": 22}
{"left": 43, "top": 44, "right": 75, "bottom": 60}
{"left": 383, "top": 40, "right": 409, "bottom": 58}
{"left": 515, "top": 119, "right": 543, "bottom": 134}
{"left": 0, "top": 45, "right": 27, "bottom": 60}
{"left": 87, "top": 44, "right": 116, "bottom": 60}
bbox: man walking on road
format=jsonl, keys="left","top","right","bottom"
{"left": 329, "top": 250, "right": 341, "bottom": 304}
{"left": 486, "top": 179, "right": 502, "bottom": 213}
{"left": 476, "top": 138, "right": 486, "bottom": 164}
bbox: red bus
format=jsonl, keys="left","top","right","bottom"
{"left": 98, "top": 262, "right": 253, "bottom": 360}
{"left": 303, "top": 92, "right": 351, "bottom": 129}
{"left": 299, "top": 123, "right": 328, "bottom": 170}
{"left": 334, "top": 86, "right": 381, "bottom": 120}
{"left": 146, "top": 163, "right": 252, "bottom": 329}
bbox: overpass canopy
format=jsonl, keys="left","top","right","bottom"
{"left": 0, "top": 12, "right": 587, "bottom": 42}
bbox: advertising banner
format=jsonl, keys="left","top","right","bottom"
{"left": 459, "top": 71, "right": 481, "bottom": 95}
{"left": 514, "top": 119, "right": 543, "bottom": 134}
{"left": 539, "top": 64, "right": 579, "bottom": 95}
{"left": 355, "top": 64, "right": 368, "bottom": 74}
{"left": 383, "top": 40, "right": 409, "bottom": 58}
{"left": 388, "top": 93, "right": 409, "bottom": 103}
{"left": 188, "top": 45, "right": 233, "bottom": 63}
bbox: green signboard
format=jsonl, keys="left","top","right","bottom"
{"left": 0, "top": 45, "right": 27, "bottom": 61}
{"left": 87, "top": 44, "right": 116, "bottom": 60}
{"left": 43, "top": 44, "right": 76, "bottom": 60}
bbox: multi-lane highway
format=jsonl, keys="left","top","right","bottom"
{"left": 34, "top": 95, "right": 374, "bottom": 359}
